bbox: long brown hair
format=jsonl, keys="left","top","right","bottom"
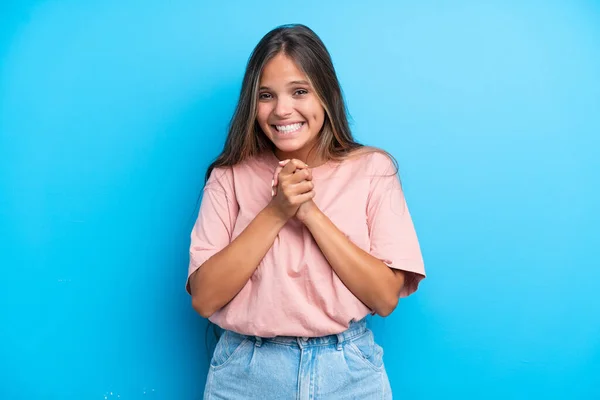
{"left": 204, "top": 23, "right": 397, "bottom": 182}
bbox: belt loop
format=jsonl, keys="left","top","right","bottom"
{"left": 296, "top": 337, "right": 304, "bottom": 349}
{"left": 336, "top": 333, "right": 344, "bottom": 350}
{"left": 254, "top": 337, "right": 263, "bottom": 347}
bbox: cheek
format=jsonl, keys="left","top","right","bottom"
{"left": 317, "top": 109, "right": 325, "bottom": 122}
{"left": 256, "top": 105, "right": 271, "bottom": 125}
{"left": 304, "top": 101, "right": 325, "bottom": 124}
{"left": 311, "top": 107, "right": 325, "bottom": 126}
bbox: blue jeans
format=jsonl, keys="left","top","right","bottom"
{"left": 203, "top": 319, "right": 392, "bottom": 399}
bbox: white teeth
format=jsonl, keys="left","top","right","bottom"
{"left": 275, "top": 122, "right": 303, "bottom": 133}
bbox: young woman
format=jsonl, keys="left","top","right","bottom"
{"left": 186, "top": 24, "right": 425, "bottom": 399}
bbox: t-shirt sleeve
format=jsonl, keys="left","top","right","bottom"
{"left": 186, "top": 167, "right": 238, "bottom": 295}
{"left": 366, "top": 152, "right": 426, "bottom": 298}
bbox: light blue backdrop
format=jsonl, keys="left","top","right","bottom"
{"left": 1, "top": 1, "right": 599, "bottom": 399}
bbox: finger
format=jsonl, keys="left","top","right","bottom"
{"left": 285, "top": 180, "right": 314, "bottom": 198}
{"left": 272, "top": 165, "right": 284, "bottom": 189}
{"left": 292, "top": 189, "right": 316, "bottom": 204}
{"left": 294, "top": 180, "right": 314, "bottom": 194}
{"left": 280, "top": 159, "right": 308, "bottom": 175}
{"left": 293, "top": 167, "right": 312, "bottom": 180}
{"left": 272, "top": 160, "right": 296, "bottom": 194}
{"left": 278, "top": 159, "right": 311, "bottom": 195}
{"left": 275, "top": 160, "right": 290, "bottom": 186}
{"left": 280, "top": 159, "right": 296, "bottom": 175}
{"left": 289, "top": 168, "right": 312, "bottom": 184}
{"left": 303, "top": 168, "right": 313, "bottom": 181}
{"left": 272, "top": 163, "right": 290, "bottom": 197}
{"left": 289, "top": 159, "right": 309, "bottom": 169}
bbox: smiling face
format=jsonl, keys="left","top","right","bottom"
{"left": 256, "top": 53, "right": 326, "bottom": 164}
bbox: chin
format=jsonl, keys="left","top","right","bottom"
{"left": 273, "top": 141, "right": 307, "bottom": 154}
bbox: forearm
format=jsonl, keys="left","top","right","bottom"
{"left": 189, "top": 205, "right": 287, "bottom": 318}
{"left": 302, "top": 209, "right": 405, "bottom": 316}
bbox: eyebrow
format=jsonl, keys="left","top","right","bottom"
{"left": 259, "top": 80, "right": 310, "bottom": 90}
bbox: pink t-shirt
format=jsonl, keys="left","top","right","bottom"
{"left": 187, "top": 150, "right": 425, "bottom": 337}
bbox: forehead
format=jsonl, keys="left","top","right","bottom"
{"left": 259, "top": 53, "right": 308, "bottom": 85}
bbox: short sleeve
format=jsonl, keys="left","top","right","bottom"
{"left": 186, "top": 167, "right": 238, "bottom": 294}
{"left": 366, "top": 153, "right": 425, "bottom": 297}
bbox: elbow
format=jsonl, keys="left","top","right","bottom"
{"left": 375, "top": 295, "right": 399, "bottom": 317}
{"left": 191, "top": 296, "right": 216, "bottom": 319}
{"left": 189, "top": 268, "right": 217, "bottom": 318}
{"left": 375, "top": 269, "right": 405, "bottom": 317}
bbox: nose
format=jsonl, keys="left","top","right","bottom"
{"left": 273, "top": 97, "right": 293, "bottom": 118}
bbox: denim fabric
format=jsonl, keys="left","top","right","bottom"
{"left": 203, "top": 319, "right": 392, "bottom": 399}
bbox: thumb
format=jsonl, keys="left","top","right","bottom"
{"left": 272, "top": 159, "right": 293, "bottom": 195}
{"left": 271, "top": 165, "right": 284, "bottom": 196}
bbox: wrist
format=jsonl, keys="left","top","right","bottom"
{"left": 298, "top": 203, "right": 323, "bottom": 227}
{"left": 263, "top": 203, "right": 291, "bottom": 227}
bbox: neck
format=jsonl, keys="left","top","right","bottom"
{"left": 274, "top": 147, "right": 326, "bottom": 168}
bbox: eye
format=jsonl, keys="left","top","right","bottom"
{"left": 259, "top": 92, "right": 272, "bottom": 100}
{"left": 294, "top": 89, "right": 308, "bottom": 96}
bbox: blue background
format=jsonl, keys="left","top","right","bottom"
{"left": 1, "top": 1, "right": 599, "bottom": 399}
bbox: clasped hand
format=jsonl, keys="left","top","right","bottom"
{"left": 270, "top": 159, "right": 318, "bottom": 223}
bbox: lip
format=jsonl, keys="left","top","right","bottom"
{"left": 270, "top": 121, "right": 305, "bottom": 138}
{"left": 270, "top": 121, "right": 305, "bottom": 127}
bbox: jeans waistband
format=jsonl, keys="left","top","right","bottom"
{"left": 228, "top": 319, "right": 368, "bottom": 349}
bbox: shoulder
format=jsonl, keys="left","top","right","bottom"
{"left": 345, "top": 146, "right": 397, "bottom": 176}
{"left": 206, "top": 154, "right": 272, "bottom": 189}
{"left": 206, "top": 166, "right": 234, "bottom": 189}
